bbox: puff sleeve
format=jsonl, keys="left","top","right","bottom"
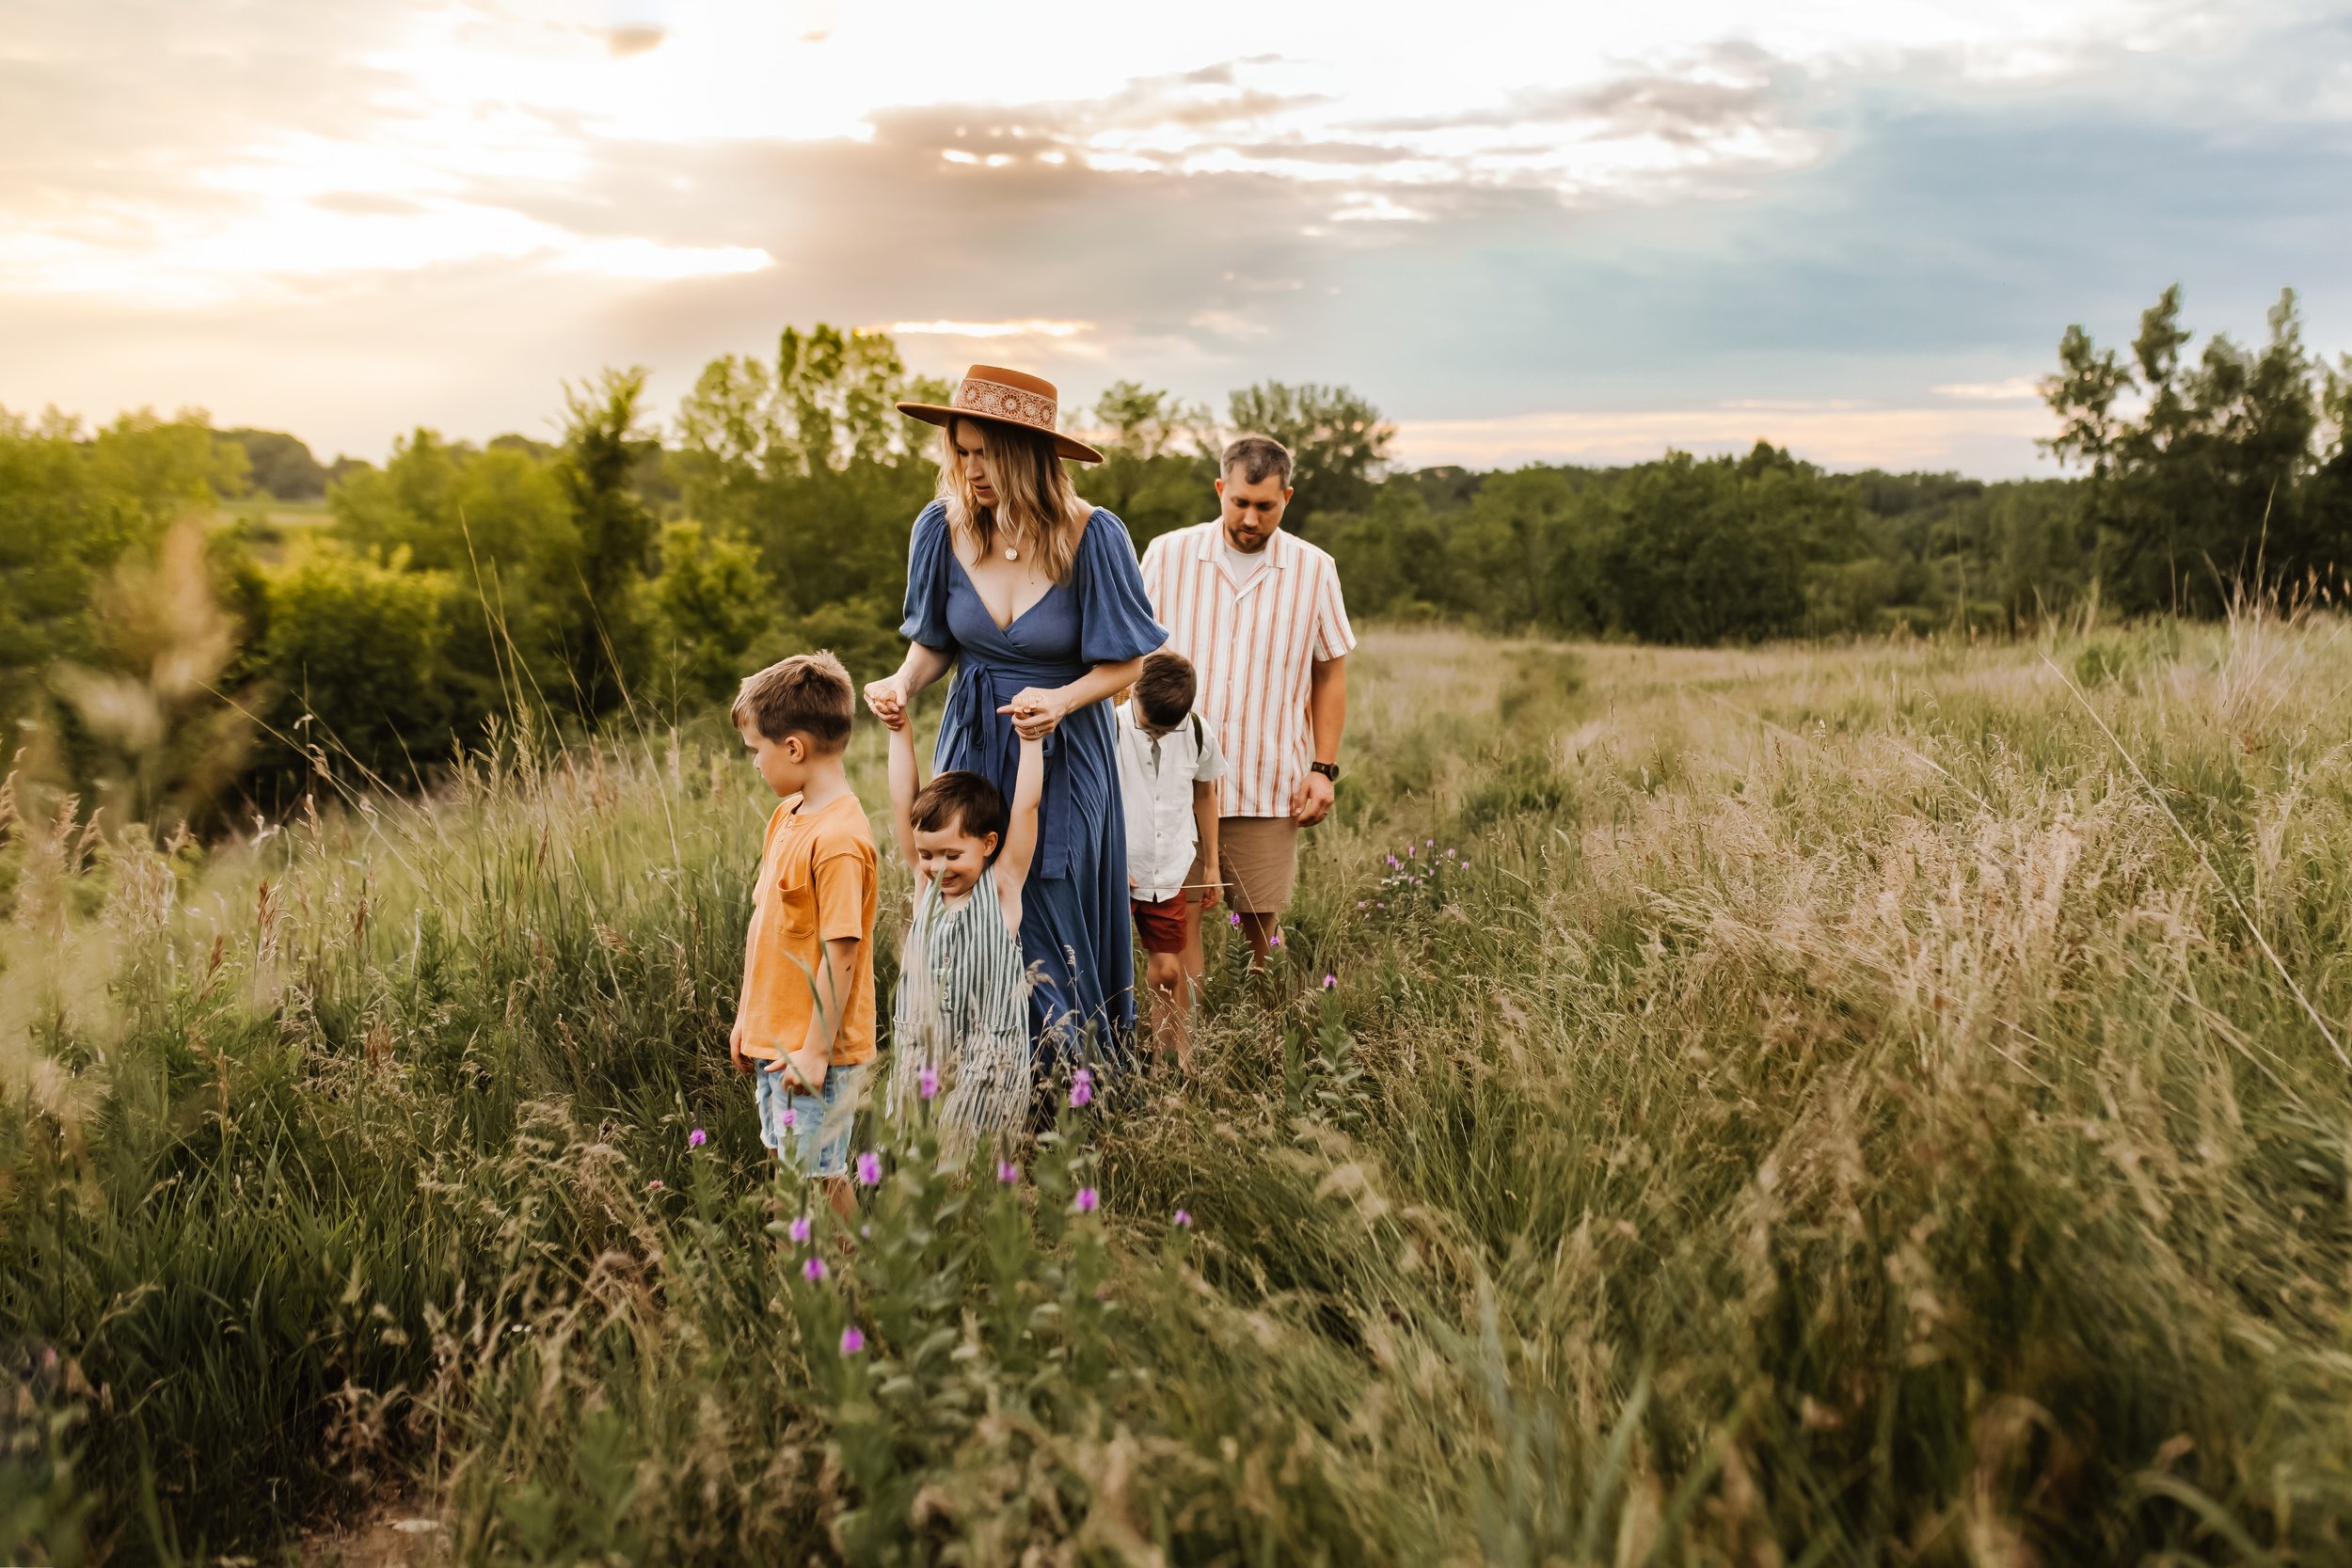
{"left": 1073, "top": 508, "right": 1168, "bottom": 667}
{"left": 898, "top": 500, "right": 956, "bottom": 651}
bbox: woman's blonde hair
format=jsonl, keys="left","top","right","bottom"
{"left": 936, "top": 418, "right": 1091, "bottom": 583}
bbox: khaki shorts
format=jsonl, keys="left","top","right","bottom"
{"left": 1207, "top": 815, "right": 1300, "bottom": 915}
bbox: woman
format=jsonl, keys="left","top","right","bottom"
{"left": 865, "top": 364, "right": 1166, "bottom": 1076}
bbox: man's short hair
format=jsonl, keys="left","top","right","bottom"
{"left": 732, "top": 652, "right": 854, "bottom": 752}
{"left": 911, "top": 770, "right": 1009, "bottom": 845}
{"left": 1221, "top": 434, "right": 1294, "bottom": 488}
{"left": 1134, "top": 650, "right": 1197, "bottom": 729}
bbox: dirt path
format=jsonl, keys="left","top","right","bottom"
{"left": 297, "top": 1501, "right": 446, "bottom": 1568}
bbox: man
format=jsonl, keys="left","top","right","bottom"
{"left": 1138, "top": 434, "right": 1354, "bottom": 980}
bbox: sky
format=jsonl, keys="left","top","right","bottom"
{"left": 4, "top": 0, "right": 2348, "bottom": 478}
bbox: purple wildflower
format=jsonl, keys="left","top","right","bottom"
{"left": 1174, "top": 1209, "right": 1193, "bottom": 1227}
{"left": 996, "top": 1160, "right": 1022, "bottom": 1184}
{"left": 803, "top": 1255, "right": 828, "bottom": 1282}
{"left": 855, "top": 1150, "right": 882, "bottom": 1186}
{"left": 1069, "top": 1067, "right": 1095, "bottom": 1109}
{"left": 1425, "top": 837, "right": 1435, "bottom": 847}
{"left": 646, "top": 1179, "right": 663, "bottom": 1191}
{"left": 839, "top": 1325, "right": 866, "bottom": 1355}
{"left": 1386, "top": 855, "right": 1399, "bottom": 868}
{"left": 788, "top": 1214, "right": 811, "bottom": 1243}
{"left": 916, "top": 1064, "right": 940, "bottom": 1100}
{"left": 1270, "top": 933, "right": 1282, "bottom": 949}
{"left": 687, "top": 1127, "right": 707, "bottom": 1148}
{"left": 1408, "top": 844, "right": 1416, "bottom": 857}
{"left": 1322, "top": 974, "right": 1337, "bottom": 990}
{"left": 1074, "top": 1187, "right": 1099, "bottom": 1212}
{"left": 778, "top": 1106, "right": 796, "bottom": 1128}
{"left": 1445, "top": 847, "right": 1456, "bottom": 858}
{"left": 1228, "top": 911, "right": 1242, "bottom": 927}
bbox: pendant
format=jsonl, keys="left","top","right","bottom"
{"left": 1004, "top": 546, "right": 1019, "bottom": 561}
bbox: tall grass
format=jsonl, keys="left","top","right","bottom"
{"left": 8, "top": 617, "right": 2352, "bottom": 1563}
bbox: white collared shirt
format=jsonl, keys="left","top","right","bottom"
{"left": 1115, "top": 702, "right": 1226, "bottom": 902}
{"left": 1138, "top": 522, "right": 1357, "bottom": 818}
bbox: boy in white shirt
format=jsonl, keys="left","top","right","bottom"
{"left": 1117, "top": 651, "right": 1226, "bottom": 1069}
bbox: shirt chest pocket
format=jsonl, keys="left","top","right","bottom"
{"left": 773, "top": 862, "right": 818, "bottom": 938}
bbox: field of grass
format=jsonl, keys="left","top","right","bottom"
{"left": 8, "top": 616, "right": 2352, "bottom": 1564}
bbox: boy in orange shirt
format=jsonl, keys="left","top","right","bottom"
{"left": 729, "top": 652, "right": 878, "bottom": 1223}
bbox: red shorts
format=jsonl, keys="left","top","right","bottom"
{"left": 1130, "top": 895, "right": 1191, "bottom": 956}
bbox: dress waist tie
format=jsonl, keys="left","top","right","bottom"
{"left": 941, "top": 657, "right": 1090, "bottom": 881}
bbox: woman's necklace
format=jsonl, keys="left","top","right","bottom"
{"left": 1004, "top": 543, "right": 1019, "bottom": 561}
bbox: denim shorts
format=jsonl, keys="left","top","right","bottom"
{"left": 753, "top": 1061, "right": 865, "bottom": 1180}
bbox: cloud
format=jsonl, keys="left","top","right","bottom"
{"left": 1353, "top": 39, "right": 1791, "bottom": 139}
{"left": 1933, "top": 377, "right": 2045, "bottom": 403}
{"left": 606, "top": 24, "right": 666, "bottom": 57}
{"left": 886, "top": 320, "right": 1095, "bottom": 339}
{"left": 2, "top": 0, "right": 2347, "bottom": 481}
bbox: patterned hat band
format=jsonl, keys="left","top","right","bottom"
{"left": 955, "top": 375, "right": 1057, "bottom": 431}
{"left": 895, "top": 362, "right": 1104, "bottom": 463}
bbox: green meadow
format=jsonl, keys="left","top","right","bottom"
{"left": 8, "top": 616, "right": 2352, "bottom": 1564}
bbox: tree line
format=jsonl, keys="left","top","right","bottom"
{"left": 4, "top": 290, "right": 2346, "bottom": 832}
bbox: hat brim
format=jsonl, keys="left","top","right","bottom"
{"left": 897, "top": 401, "right": 1104, "bottom": 465}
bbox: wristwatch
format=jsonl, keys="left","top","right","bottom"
{"left": 1310, "top": 760, "right": 1341, "bottom": 782}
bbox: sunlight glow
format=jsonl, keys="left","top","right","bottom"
{"left": 886, "top": 321, "right": 1096, "bottom": 340}
{"left": 1394, "top": 403, "right": 2061, "bottom": 471}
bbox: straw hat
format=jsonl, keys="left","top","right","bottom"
{"left": 897, "top": 364, "right": 1104, "bottom": 465}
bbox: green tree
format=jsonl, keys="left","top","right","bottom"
{"left": 219, "top": 428, "right": 328, "bottom": 499}
{"left": 2044, "top": 286, "right": 2323, "bottom": 614}
{"left": 260, "top": 545, "right": 453, "bottom": 790}
{"left": 557, "top": 368, "right": 659, "bottom": 719}
{"left": 1089, "top": 382, "right": 1216, "bottom": 548}
{"left": 0, "top": 409, "right": 250, "bottom": 800}
{"left": 673, "top": 325, "right": 939, "bottom": 657}
{"left": 1454, "top": 467, "right": 1613, "bottom": 634}
{"left": 0, "top": 410, "right": 145, "bottom": 697}
{"left": 2301, "top": 356, "right": 2352, "bottom": 596}
{"left": 1317, "top": 483, "right": 1451, "bottom": 622}
{"left": 85, "top": 408, "right": 249, "bottom": 522}
{"left": 331, "top": 431, "right": 578, "bottom": 727}
{"left": 1599, "top": 447, "right": 1864, "bottom": 644}
{"left": 675, "top": 325, "right": 934, "bottom": 495}
{"left": 647, "top": 520, "right": 773, "bottom": 710}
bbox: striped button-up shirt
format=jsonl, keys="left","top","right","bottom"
{"left": 1138, "top": 522, "right": 1356, "bottom": 819}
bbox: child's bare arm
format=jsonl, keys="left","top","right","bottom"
{"left": 886, "top": 711, "right": 921, "bottom": 871}
{"left": 995, "top": 731, "right": 1046, "bottom": 893}
{"left": 772, "top": 934, "right": 862, "bottom": 1092}
{"left": 1192, "top": 779, "right": 1221, "bottom": 908}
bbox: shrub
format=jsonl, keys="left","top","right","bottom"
{"left": 260, "top": 544, "right": 453, "bottom": 790}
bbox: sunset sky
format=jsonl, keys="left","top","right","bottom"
{"left": 5, "top": 0, "right": 2347, "bottom": 476}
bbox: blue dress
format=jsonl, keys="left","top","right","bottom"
{"left": 899, "top": 501, "right": 1168, "bottom": 1072}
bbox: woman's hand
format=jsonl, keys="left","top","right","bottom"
{"left": 865, "top": 673, "right": 912, "bottom": 729}
{"left": 996, "top": 686, "right": 1072, "bottom": 741}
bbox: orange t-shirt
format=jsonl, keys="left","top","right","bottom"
{"left": 737, "top": 791, "right": 878, "bottom": 1067}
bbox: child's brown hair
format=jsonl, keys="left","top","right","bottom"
{"left": 1133, "top": 650, "right": 1197, "bottom": 730}
{"left": 732, "top": 652, "right": 854, "bottom": 752}
{"left": 910, "top": 770, "right": 1009, "bottom": 847}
